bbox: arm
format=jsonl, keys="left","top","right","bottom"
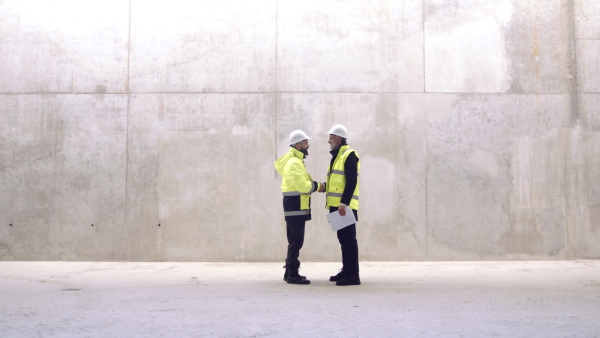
{"left": 341, "top": 152, "right": 358, "bottom": 205}
{"left": 338, "top": 152, "right": 358, "bottom": 215}
{"left": 286, "top": 159, "right": 318, "bottom": 194}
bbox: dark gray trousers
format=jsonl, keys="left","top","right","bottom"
{"left": 331, "top": 207, "right": 359, "bottom": 274}
{"left": 285, "top": 220, "right": 306, "bottom": 270}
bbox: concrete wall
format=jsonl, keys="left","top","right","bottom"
{"left": 0, "top": 0, "right": 598, "bottom": 261}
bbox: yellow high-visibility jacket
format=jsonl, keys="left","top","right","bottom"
{"left": 274, "top": 147, "right": 318, "bottom": 221}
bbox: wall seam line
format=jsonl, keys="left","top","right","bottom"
{"left": 567, "top": 0, "right": 580, "bottom": 259}
{"left": 422, "top": 0, "right": 429, "bottom": 259}
{"left": 275, "top": 0, "right": 279, "bottom": 173}
{"left": 125, "top": 0, "right": 132, "bottom": 244}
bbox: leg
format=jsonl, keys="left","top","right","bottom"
{"left": 337, "top": 224, "right": 359, "bottom": 274}
{"left": 336, "top": 210, "right": 360, "bottom": 286}
{"left": 284, "top": 219, "right": 310, "bottom": 284}
{"left": 328, "top": 227, "right": 349, "bottom": 282}
{"left": 285, "top": 219, "right": 305, "bottom": 270}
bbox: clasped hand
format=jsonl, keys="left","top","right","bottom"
{"left": 317, "top": 182, "right": 325, "bottom": 193}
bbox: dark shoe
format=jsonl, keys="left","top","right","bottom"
{"left": 336, "top": 273, "right": 360, "bottom": 286}
{"left": 287, "top": 269, "right": 310, "bottom": 284}
{"left": 329, "top": 268, "right": 347, "bottom": 282}
{"left": 283, "top": 265, "right": 306, "bottom": 282}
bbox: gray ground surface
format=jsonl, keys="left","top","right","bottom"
{"left": 1, "top": 261, "right": 599, "bottom": 337}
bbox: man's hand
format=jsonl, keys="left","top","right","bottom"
{"left": 338, "top": 204, "right": 346, "bottom": 216}
{"left": 318, "top": 182, "right": 325, "bottom": 193}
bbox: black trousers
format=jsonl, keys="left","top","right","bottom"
{"left": 285, "top": 219, "right": 306, "bottom": 270}
{"left": 331, "top": 207, "right": 359, "bottom": 274}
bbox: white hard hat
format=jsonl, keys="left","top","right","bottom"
{"left": 327, "top": 124, "right": 348, "bottom": 138}
{"left": 289, "top": 130, "right": 311, "bottom": 145}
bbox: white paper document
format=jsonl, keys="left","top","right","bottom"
{"left": 326, "top": 209, "right": 357, "bottom": 231}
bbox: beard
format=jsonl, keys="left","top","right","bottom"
{"left": 300, "top": 147, "right": 309, "bottom": 157}
{"left": 329, "top": 141, "right": 339, "bottom": 151}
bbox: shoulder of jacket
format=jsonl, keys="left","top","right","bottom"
{"left": 284, "top": 154, "right": 303, "bottom": 166}
{"left": 341, "top": 146, "right": 356, "bottom": 155}
{"left": 287, "top": 156, "right": 303, "bottom": 165}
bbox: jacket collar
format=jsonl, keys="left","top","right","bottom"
{"left": 290, "top": 146, "right": 305, "bottom": 160}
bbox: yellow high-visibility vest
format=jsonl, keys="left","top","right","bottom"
{"left": 326, "top": 145, "right": 360, "bottom": 210}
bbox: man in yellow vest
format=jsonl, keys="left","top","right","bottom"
{"left": 325, "top": 124, "right": 361, "bottom": 286}
{"left": 274, "top": 130, "right": 324, "bottom": 284}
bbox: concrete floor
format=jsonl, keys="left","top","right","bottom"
{"left": 1, "top": 261, "right": 599, "bottom": 338}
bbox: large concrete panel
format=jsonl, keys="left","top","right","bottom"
{"left": 0, "top": 1, "right": 129, "bottom": 94}
{"left": 577, "top": 39, "right": 600, "bottom": 93}
{"left": 574, "top": 1, "right": 599, "bottom": 245}
{"left": 425, "top": 0, "right": 512, "bottom": 93}
{"left": 426, "top": 94, "right": 572, "bottom": 259}
{"left": 571, "top": 127, "right": 600, "bottom": 258}
{"left": 580, "top": 94, "right": 600, "bottom": 131}
{"left": 575, "top": 0, "right": 600, "bottom": 39}
{"left": 425, "top": 0, "right": 573, "bottom": 94}
{"left": 505, "top": 1, "right": 575, "bottom": 94}
{"left": 276, "top": 93, "right": 427, "bottom": 261}
{"left": 128, "top": 0, "right": 276, "bottom": 93}
{"left": 127, "top": 94, "right": 277, "bottom": 261}
{"left": 277, "top": 0, "right": 423, "bottom": 92}
{"left": 571, "top": 94, "right": 600, "bottom": 257}
{"left": 0, "top": 95, "right": 127, "bottom": 260}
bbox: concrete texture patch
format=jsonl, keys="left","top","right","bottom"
{"left": 0, "top": 95, "right": 127, "bottom": 260}
{"left": 128, "top": 0, "right": 276, "bottom": 93}
{"left": 127, "top": 94, "right": 278, "bottom": 261}
{"left": 426, "top": 94, "right": 572, "bottom": 259}
{"left": 577, "top": 39, "right": 600, "bottom": 93}
{"left": 425, "top": 0, "right": 511, "bottom": 93}
{"left": 278, "top": 0, "right": 423, "bottom": 92}
{"left": 0, "top": 0, "right": 129, "bottom": 93}
{"left": 580, "top": 94, "right": 600, "bottom": 131}
{"left": 575, "top": 0, "right": 600, "bottom": 39}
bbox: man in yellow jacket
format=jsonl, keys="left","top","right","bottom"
{"left": 325, "top": 124, "right": 361, "bottom": 286}
{"left": 274, "top": 130, "right": 324, "bottom": 284}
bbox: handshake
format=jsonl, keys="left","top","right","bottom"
{"left": 317, "top": 182, "right": 326, "bottom": 193}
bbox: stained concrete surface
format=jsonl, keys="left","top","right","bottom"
{"left": 1, "top": 261, "right": 599, "bottom": 337}
{"left": 1, "top": 1, "right": 599, "bottom": 262}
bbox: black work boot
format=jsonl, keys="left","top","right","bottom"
{"left": 287, "top": 269, "right": 310, "bottom": 284}
{"left": 329, "top": 268, "right": 347, "bottom": 282}
{"left": 336, "top": 271, "right": 360, "bottom": 286}
{"left": 283, "top": 265, "right": 306, "bottom": 282}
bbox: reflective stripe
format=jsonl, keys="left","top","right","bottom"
{"left": 282, "top": 191, "right": 309, "bottom": 196}
{"left": 284, "top": 210, "right": 310, "bottom": 216}
{"left": 326, "top": 192, "right": 359, "bottom": 201}
{"left": 327, "top": 170, "right": 359, "bottom": 177}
